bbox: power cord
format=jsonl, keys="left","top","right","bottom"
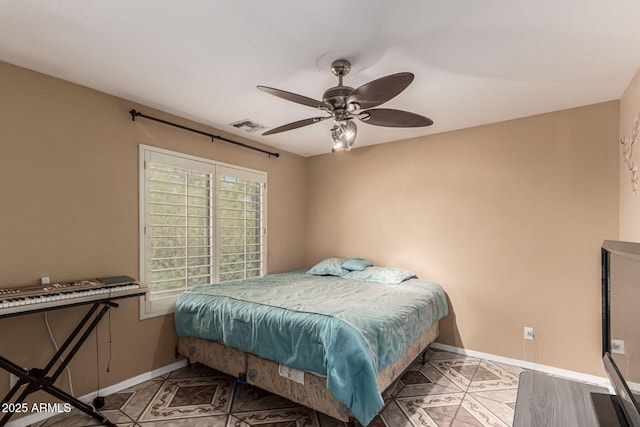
{"left": 522, "top": 334, "right": 538, "bottom": 369}
{"left": 94, "top": 296, "right": 114, "bottom": 409}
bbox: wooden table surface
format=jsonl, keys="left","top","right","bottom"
{"left": 513, "top": 371, "right": 607, "bottom": 427}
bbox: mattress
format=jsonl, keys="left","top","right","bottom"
{"left": 174, "top": 271, "right": 448, "bottom": 425}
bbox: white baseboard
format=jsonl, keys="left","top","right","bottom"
{"left": 430, "top": 342, "right": 611, "bottom": 389}
{"left": 6, "top": 359, "right": 188, "bottom": 427}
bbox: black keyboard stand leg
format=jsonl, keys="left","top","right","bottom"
{"left": 0, "top": 301, "right": 118, "bottom": 427}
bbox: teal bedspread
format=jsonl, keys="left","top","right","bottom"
{"left": 174, "top": 271, "right": 448, "bottom": 425}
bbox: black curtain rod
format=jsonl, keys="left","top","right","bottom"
{"left": 129, "top": 109, "right": 279, "bottom": 158}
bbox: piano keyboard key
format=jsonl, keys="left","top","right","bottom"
{"left": 0, "top": 279, "right": 146, "bottom": 317}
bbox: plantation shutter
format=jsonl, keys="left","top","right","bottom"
{"left": 217, "top": 166, "right": 266, "bottom": 282}
{"left": 145, "top": 151, "right": 214, "bottom": 301}
{"left": 140, "top": 145, "right": 268, "bottom": 318}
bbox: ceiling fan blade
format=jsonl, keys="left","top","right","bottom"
{"left": 358, "top": 109, "right": 433, "bottom": 127}
{"left": 258, "top": 86, "right": 332, "bottom": 110}
{"left": 262, "top": 116, "right": 329, "bottom": 136}
{"left": 347, "top": 72, "right": 414, "bottom": 109}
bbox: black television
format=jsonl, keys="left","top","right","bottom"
{"left": 595, "top": 240, "right": 640, "bottom": 427}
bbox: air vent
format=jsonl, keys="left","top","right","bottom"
{"left": 229, "top": 119, "right": 267, "bottom": 133}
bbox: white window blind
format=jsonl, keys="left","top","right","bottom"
{"left": 147, "top": 162, "right": 214, "bottom": 300}
{"left": 139, "top": 146, "right": 267, "bottom": 318}
{"left": 218, "top": 169, "right": 266, "bottom": 282}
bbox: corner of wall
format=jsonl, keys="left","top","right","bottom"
{"left": 619, "top": 68, "right": 640, "bottom": 242}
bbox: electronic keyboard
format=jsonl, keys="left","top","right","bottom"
{"left": 0, "top": 276, "right": 146, "bottom": 318}
{"left": 0, "top": 275, "right": 146, "bottom": 426}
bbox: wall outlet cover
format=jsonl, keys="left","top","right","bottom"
{"left": 524, "top": 327, "right": 534, "bottom": 340}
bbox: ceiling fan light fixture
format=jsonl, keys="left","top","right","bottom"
{"left": 258, "top": 58, "right": 433, "bottom": 153}
{"left": 330, "top": 120, "right": 357, "bottom": 153}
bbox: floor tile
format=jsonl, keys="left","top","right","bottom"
{"left": 231, "top": 385, "right": 301, "bottom": 413}
{"left": 468, "top": 393, "right": 516, "bottom": 427}
{"left": 25, "top": 349, "right": 526, "bottom": 427}
{"left": 457, "top": 394, "right": 510, "bottom": 427}
{"left": 228, "top": 407, "right": 315, "bottom": 426}
{"left": 395, "top": 393, "right": 466, "bottom": 426}
{"left": 112, "top": 377, "right": 165, "bottom": 422}
{"left": 315, "top": 412, "right": 348, "bottom": 426}
{"left": 467, "top": 361, "right": 519, "bottom": 393}
{"left": 137, "top": 414, "right": 228, "bottom": 426}
{"left": 137, "top": 377, "right": 233, "bottom": 423}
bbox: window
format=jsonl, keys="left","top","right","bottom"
{"left": 139, "top": 145, "right": 266, "bottom": 318}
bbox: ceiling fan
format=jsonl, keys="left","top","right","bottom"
{"left": 258, "top": 59, "right": 433, "bottom": 153}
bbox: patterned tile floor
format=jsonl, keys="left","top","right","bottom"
{"left": 30, "top": 349, "right": 524, "bottom": 427}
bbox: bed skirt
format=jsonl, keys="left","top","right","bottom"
{"left": 177, "top": 320, "right": 439, "bottom": 423}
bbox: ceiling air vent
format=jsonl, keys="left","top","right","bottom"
{"left": 229, "top": 119, "right": 267, "bottom": 133}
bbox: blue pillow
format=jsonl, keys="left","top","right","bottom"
{"left": 342, "top": 257, "right": 373, "bottom": 271}
{"left": 345, "top": 266, "right": 416, "bottom": 284}
{"left": 306, "top": 257, "right": 348, "bottom": 277}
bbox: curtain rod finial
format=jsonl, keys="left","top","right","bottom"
{"left": 129, "top": 109, "right": 139, "bottom": 121}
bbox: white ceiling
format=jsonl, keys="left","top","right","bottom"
{"left": 2, "top": 1, "right": 640, "bottom": 157}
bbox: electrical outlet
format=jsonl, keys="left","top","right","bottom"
{"left": 612, "top": 339, "right": 625, "bottom": 355}
{"left": 40, "top": 276, "right": 50, "bottom": 285}
{"left": 524, "top": 327, "right": 534, "bottom": 340}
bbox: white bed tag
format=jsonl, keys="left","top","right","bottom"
{"left": 278, "top": 364, "right": 305, "bottom": 385}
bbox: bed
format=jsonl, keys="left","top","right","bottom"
{"left": 174, "top": 264, "right": 448, "bottom": 426}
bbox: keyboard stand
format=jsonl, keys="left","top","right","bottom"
{"left": 0, "top": 292, "right": 143, "bottom": 427}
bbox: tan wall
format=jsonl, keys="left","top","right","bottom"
{"left": 620, "top": 68, "right": 640, "bottom": 241}
{"left": 306, "top": 101, "right": 620, "bottom": 376}
{"left": 0, "top": 61, "right": 307, "bottom": 411}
